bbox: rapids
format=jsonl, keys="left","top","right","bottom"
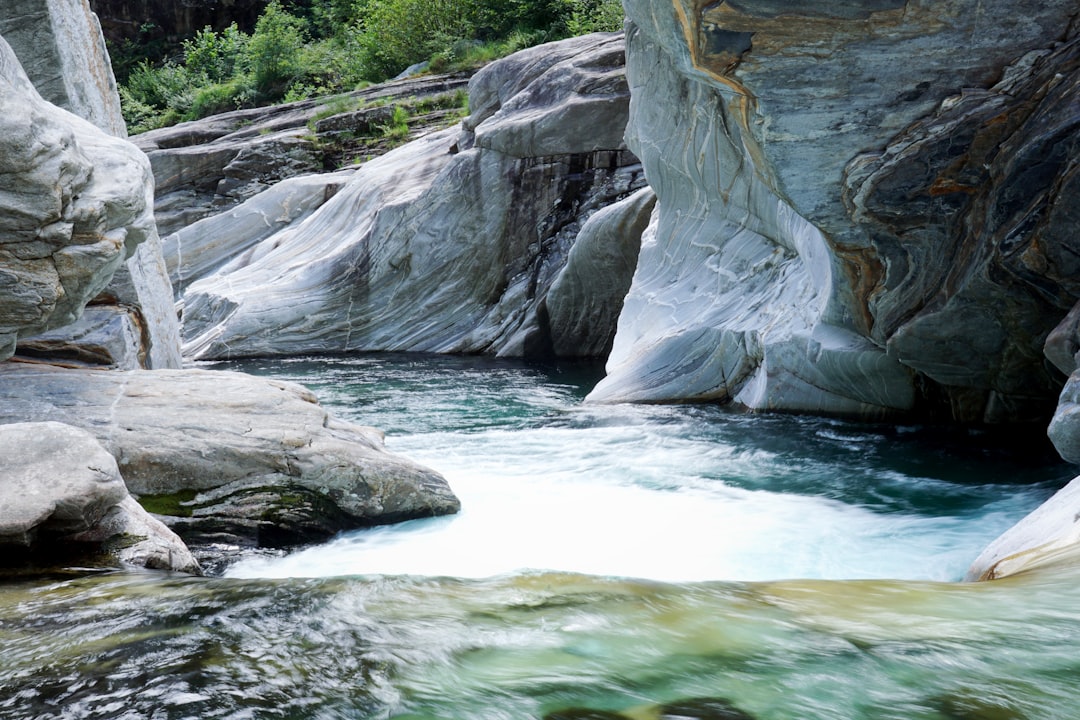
{"left": 1, "top": 354, "right": 1076, "bottom": 720}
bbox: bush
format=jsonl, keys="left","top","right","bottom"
{"left": 248, "top": 1, "right": 308, "bottom": 100}
{"left": 184, "top": 23, "right": 250, "bottom": 84}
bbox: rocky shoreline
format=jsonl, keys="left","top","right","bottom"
{"left": 2, "top": 0, "right": 1080, "bottom": 579}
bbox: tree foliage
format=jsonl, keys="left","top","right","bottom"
{"left": 118, "top": 0, "right": 624, "bottom": 133}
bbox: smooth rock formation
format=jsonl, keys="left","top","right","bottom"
{"left": 0, "top": 362, "right": 461, "bottom": 547}
{"left": 1, "top": 2, "right": 182, "bottom": 369}
{"left": 177, "top": 33, "right": 648, "bottom": 360}
{"left": 0, "top": 421, "right": 198, "bottom": 573}
{"left": 0, "top": 0, "right": 126, "bottom": 136}
{"left": 590, "top": 0, "right": 1080, "bottom": 421}
{"left": 967, "top": 476, "right": 1080, "bottom": 580}
{"left": 0, "top": 33, "right": 156, "bottom": 363}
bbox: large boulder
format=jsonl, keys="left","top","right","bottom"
{"left": 1, "top": 0, "right": 182, "bottom": 369}
{"left": 590, "top": 0, "right": 1080, "bottom": 421}
{"left": 0, "top": 420, "right": 198, "bottom": 573}
{"left": 0, "top": 362, "right": 461, "bottom": 547}
{"left": 175, "top": 33, "right": 648, "bottom": 360}
{"left": 0, "top": 33, "right": 157, "bottom": 363}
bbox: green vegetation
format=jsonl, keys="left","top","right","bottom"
{"left": 116, "top": 0, "right": 625, "bottom": 134}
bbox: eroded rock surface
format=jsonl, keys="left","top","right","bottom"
{"left": 591, "top": 0, "right": 1080, "bottom": 421}
{"left": 0, "top": 420, "right": 198, "bottom": 573}
{"left": 0, "top": 362, "right": 461, "bottom": 547}
{"left": 0, "top": 34, "right": 157, "bottom": 363}
{"left": 967, "top": 476, "right": 1080, "bottom": 580}
{"left": 177, "top": 33, "right": 648, "bottom": 360}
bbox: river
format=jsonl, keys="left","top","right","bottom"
{"left": 2, "top": 354, "right": 1077, "bottom": 719}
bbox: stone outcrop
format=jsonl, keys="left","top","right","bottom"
{"left": 0, "top": 0, "right": 126, "bottom": 136}
{"left": 0, "top": 362, "right": 461, "bottom": 548}
{"left": 174, "top": 33, "right": 648, "bottom": 360}
{"left": 0, "top": 421, "right": 198, "bottom": 573}
{"left": 589, "top": 0, "right": 1080, "bottom": 421}
{"left": 1, "top": 0, "right": 182, "bottom": 370}
{"left": 0, "top": 32, "right": 158, "bottom": 364}
{"left": 967, "top": 475, "right": 1080, "bottom": 580}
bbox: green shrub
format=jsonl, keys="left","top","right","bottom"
{"left": 248, "top": 1, "right": 308, "bottom": 100}
{"left": 184, "top": 23, "right": 250, "bottom": 84}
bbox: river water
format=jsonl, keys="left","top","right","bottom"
{"left": 2, "top": 354, "right": 1078, "bottom": 720}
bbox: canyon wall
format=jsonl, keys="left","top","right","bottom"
{"left": 594, "top": 0, "right": 1080, "bottom": 424}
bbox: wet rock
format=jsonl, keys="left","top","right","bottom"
{"left": 966, "top": 475, "right": 1080, "bottom": 580}
{"left": 655, "top": 697, "right": 757, "bottom": 720}
{"left": 177, "top": 33, "right": 647, "bottom": 361}
{"left": 543, "top": 709, "right": 629, "bottom": 720}
{"left": 0, "top": 362, "right": 461, "bottom": 548}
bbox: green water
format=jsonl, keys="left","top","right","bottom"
{"left": 1, "top": 354, "right": 1077, "bottom": 719}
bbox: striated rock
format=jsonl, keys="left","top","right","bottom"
{"left": 0, "top": 362, "right": 461, "bottom": 547}
{"left": 0, "top": 421, "right": 198, "bottom": 573}
{"left": 0, "top": 0, "right": 126, "bottom": 136}
{"left": 590, "top": 0, "right": 1080, "bottom": 421}
{"left": 967, "top": 475, "right": 1080, "bottom": 580}
{"left": 16, "top": 306, "right": 145, "bottom": 368}
{"left": 162, "top": 170, "right": 355, "bottom": 299}
{"left": 0, "top": 33, "right": 157, "bottom": 363}
{"left": 177, "top": 33, "right": 648, "bottom": 360}
{"left": 545, "top": 187, "right": 655, "bottom": 358}
{"left": 2, "top": 1, "right": 182, "bottom": 369}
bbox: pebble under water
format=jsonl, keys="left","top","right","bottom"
{"left": 2, "top": 354, "right": 1078, "bottom": 720}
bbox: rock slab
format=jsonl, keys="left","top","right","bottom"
{"left": 0, "top": 362, "right": 461, "bottom": 547}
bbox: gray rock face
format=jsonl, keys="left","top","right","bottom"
{"left": 1, "top": 2, "right": 182, "bottom": 370}
{"left": 176, "top": 33, "right": 648, "bottom": 360}
{"left": 0, "top": 34, "right": 156, "bottom": 363}
{"left": 591, "top": 0, "right": 1080, "bottom": 420}
{"left": 0, "top": 420, "right": 198, "bottom": 573}
{"left": 0, "top": 0, "right": 126, "bottom": 136}
{"left": 134, "top": 74, "right": 472, "bottom": 237}
{"left": 0, "top": 362, "right": 461, "bottom": 547}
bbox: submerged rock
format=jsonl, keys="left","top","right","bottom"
{"left": 0, "top": 362, "right": 461, "bottom": 548}
{"left": 173, "top": 33, "right": 647, "bottom": 361}
{"left": 0, "top": 421, "right": 198, "bottom": 573}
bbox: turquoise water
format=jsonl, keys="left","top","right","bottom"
{"left": 1, "top": 354, "right": 1077, "bottom": 720}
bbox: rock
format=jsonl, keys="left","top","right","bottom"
{"left": 161, "top": 170, "right": 355, "bottom": 299}
{"left": 0, "top": 420, "right": 197, "bottom": 573}
{"left": 0, "top": 421, "right": 128, "bottom": 546}
{"left": 0, "top": 33, "right": 157, "bottom": 363}
{"left": 545, "top": 187, "right": 654, "bottom": 358}
{"left": 654, "top": 697, "right": 757, "bottom": 720}
{"left": 1048, "top": 372, "right": 1080, "bottom": 464}
{"left": 966, "top": 475, "right": 1080, "bottom": 580}
{"left": 15, "top": 306, "right": 145, "bottom": 368}
{"left": 68, "top": 495, "right": 201, "bottom": 574}
{"left": 133, "top": 73, "right": 472, "bottom": 236}
{"left": 0, "top": 362, "right": 461, "bottom": 548}
{"left": 589, "top": 0, "right": 1080, "bottom": 420}
{"left": 0, "top": 0, "right": 126, "bottom": 135}
{"left": 176, "top": 32, "right": 647, "bottom": 361}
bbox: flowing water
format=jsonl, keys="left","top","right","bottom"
{"left": 2, "top": 354, "right": 1078, "bottom": 720}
